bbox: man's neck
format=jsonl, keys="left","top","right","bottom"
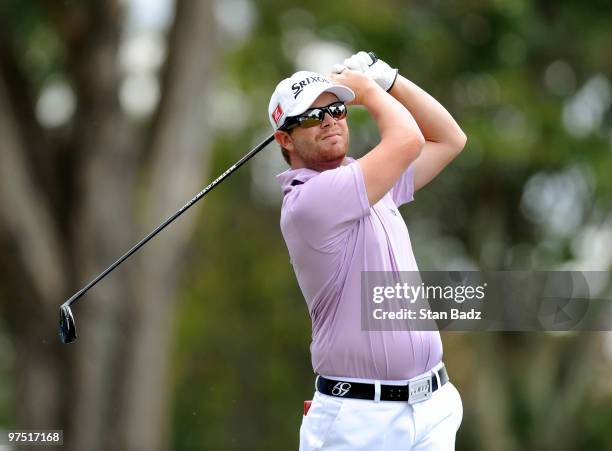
{"left": 291, "top": 157, "right": 348, "bottom": 172}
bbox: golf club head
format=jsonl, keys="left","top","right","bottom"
{"left": 59, "top": 305, "right": 77, "bottom": 344}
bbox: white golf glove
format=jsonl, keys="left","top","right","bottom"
{"left": 332, "top": 51, "right": 398, "bottom": 92}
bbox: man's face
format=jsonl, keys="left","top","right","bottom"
{"left": 277, "top": 92, "right": 349, "bottom": 171}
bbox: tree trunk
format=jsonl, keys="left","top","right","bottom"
{"left": 0, "top": 1, "right": 216, "bottom": 450}
{"left": 0, "top": 72, "right": 67, "bottom": 435}
{"left": 117, "top": 1, "right": 217, "bottom": 449}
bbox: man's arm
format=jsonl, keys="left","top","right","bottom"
{"left": 331, "top": 69, "right": 425, "bottom": 205}
{"left": 340, "top": 52, "right": 467, "bottom": 192}
{"left": 388, "top": 75, "right": 466, "bottom": 191}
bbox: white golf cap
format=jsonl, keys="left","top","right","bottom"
{"left": 268, "top": 70, "right": 355, "bottom": 131}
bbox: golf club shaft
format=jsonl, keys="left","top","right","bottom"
{"left": 62, "top": 134, "right": 275, "bottom": 308}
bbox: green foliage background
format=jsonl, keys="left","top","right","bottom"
{"left": 172, "top": 1, "right": 612, "bottom": 449}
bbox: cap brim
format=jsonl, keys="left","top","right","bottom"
{"left": 286, "top": 84, "right": 355, "bottom": 117}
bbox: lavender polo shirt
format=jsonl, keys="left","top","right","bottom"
{"left": 277, "top": 158, "right": 442, "bottom": 380}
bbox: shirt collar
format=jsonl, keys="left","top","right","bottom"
{"left": 276, "top": 157, "right": 354, "bottom": 195}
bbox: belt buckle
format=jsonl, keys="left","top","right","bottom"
{"left": 408, "top": 375, "right": 432, "bottom": 404}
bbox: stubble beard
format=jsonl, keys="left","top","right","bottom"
{"left": 296, "top": 134, "right": 349, "bottom": 172}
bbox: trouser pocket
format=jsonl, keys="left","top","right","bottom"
{"left": 299, "top": 392, "right": 344, "bottom": 451}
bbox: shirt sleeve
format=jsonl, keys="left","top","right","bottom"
{"left": 390, "top": 164, "right": 416, "bottom": 207}
{"left": 288, "top": 162, "right": 370, "bottom": 253}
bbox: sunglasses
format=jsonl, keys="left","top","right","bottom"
{"left": 281, "top": 102, "right": 347, "bottom": 131}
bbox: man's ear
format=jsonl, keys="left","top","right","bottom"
{"left": 274, "top": 130, "right": 294, "bottom": 151}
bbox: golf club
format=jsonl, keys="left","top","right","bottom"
{"left": 59, "top": 134, "right": 275, "bottom": 344}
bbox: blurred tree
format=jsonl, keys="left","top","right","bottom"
{"left": 171, "top": 0, "right": 612, "bottom": 450}
{"left": 0, "top": 1, "right": 217, "bottom": 450}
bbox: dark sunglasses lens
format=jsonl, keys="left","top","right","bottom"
{"left": 295, "top": 109, "right": 322, "bottom": 128}
{"left": 329, "top": 104, "right": 347, "bottom": 119}
{"left": 59, "top": 306, "right": 77, "bottom": 344}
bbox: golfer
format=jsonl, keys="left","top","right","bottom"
{"left": 270, "top": 51, "right": 467, "bottom": 450}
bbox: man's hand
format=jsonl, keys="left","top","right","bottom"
{"left": 330, "top": 69, "right": 381, "bottom": 106}
{"left": 333, "top": 51, "right": 398, "bottom": 92}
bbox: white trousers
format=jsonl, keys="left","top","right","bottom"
{"left": 299, "top": 371, "right": 463, "bottom": 450}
